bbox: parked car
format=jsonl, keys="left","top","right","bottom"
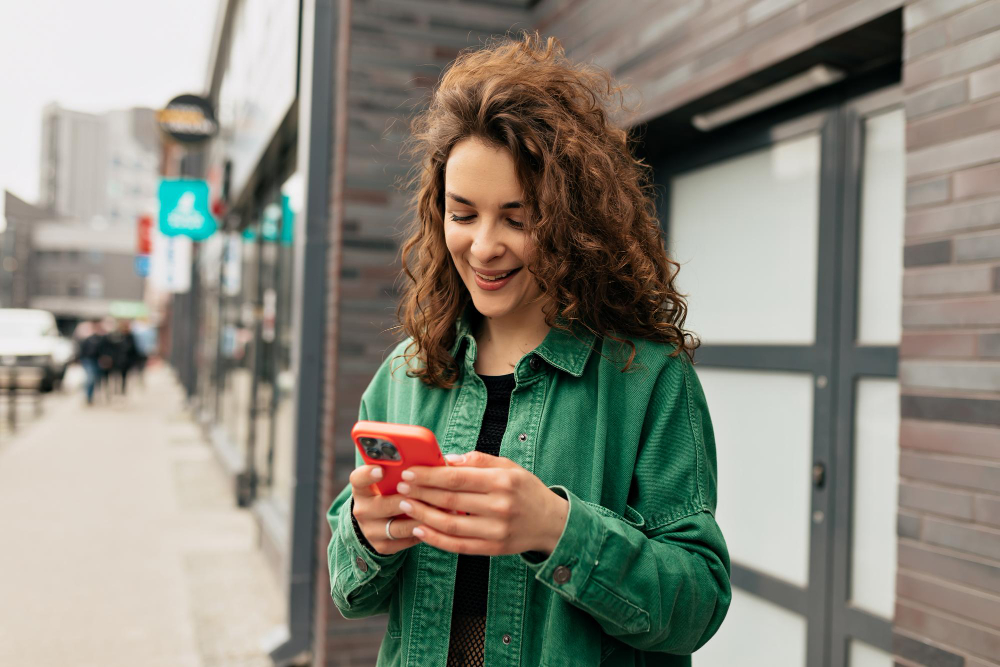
{"left": 0, "top": 309, "right": 75, "bottom": 392}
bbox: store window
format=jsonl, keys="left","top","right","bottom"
{"left": 264, "top": 172, "right": 302, "bottom": 517}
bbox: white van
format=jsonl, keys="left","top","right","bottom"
{"left": 0, "top": 309, "right": 75, "bottom": 392}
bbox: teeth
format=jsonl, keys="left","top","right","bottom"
{"left": 475, "top": 270, "right": 512, "bottom": 281}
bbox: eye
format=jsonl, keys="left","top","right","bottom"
{"left": 506, "top": 218, "right": 525, "bottom": 230}
{"left": 449, "top": 213, "right": 475, "bottom": 223}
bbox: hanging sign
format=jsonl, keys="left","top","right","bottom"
{"left": 157, "top": 94, "right": 218, "bottom": 144}
{"left": 158, "top": 179, "right": 218, "bottom": 241}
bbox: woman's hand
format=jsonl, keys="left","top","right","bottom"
{"left": 395, "top": 451, "right": 569, "bottom": 557}
{"left": 350, "top": 465, "right": 422, "bottom": 555}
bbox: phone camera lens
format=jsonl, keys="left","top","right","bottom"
{"left": 380, "top": 443, "right": 398, "bottom": 460}
{"left": 359, "top": 437, "right": 378, "bottom": 448}
{"left": 367, "top": 448, "right": 383, "bottom": 459}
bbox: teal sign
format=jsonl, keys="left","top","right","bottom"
{"left": 281, "top": 193, "right": 294, "bottom": 246}
{"left": 241, "top": 196, "right": 294, "bottom": 246}
{"left": 158, "top": 179, "right": 217, "bottom": 241}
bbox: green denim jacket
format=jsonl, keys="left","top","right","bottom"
{"left": 327, "top": 319, "right": 731, "bottom": 666}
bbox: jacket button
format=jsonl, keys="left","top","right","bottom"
{"left": 529, "top": 356, "right": 542, "bottom": 371}
{"left": 502, "top": 634, "right": 512, "bottom": 645}
{"left": 518, "top": 433, "right": 527, "bottom": 442}
{"left": 355, "top": 556, "right": 368, "bottom": 573}
{"left": 553, "top": 565, "right": 571, "bottom": 584}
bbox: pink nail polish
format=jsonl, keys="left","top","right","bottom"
{"left": 412, "top": 527, "right": 425, "bottom": 538}
{"left": 401, "top": 470, "right": 415, "bottom": 481}
{"left": 399, "top": 500, "right": 413, "bottom": 513}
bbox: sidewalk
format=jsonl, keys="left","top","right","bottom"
{"left": 0, "top": 364, "right": 284, "bottom": 667}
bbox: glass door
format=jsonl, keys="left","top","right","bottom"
{"left": 658, "top": 86, "right": 903, "bottom": 667}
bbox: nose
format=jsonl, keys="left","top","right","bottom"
{"left": 470, "top": 220, "right": 504, "bottom": 264}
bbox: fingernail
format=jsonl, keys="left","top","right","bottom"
{"left": 412, "top": 527, "right": 425, "bottom": 538}
{"left": 371, "top": 467, "right": 383, "bottom": 480}
{"left": 399, "top": 500, "right": 413, "bottom": 513}
{"left": 445, "top": 454, "right": 465, "bottom": 463}
{"left": 396, "top": 482, "right": 410, "bottom": 494}
{"left": 401, "top": 470, "right": 415, "bottom": 481}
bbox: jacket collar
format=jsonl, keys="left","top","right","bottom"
{"left": 450, "top": 304, "right": 598, "bottom": 378}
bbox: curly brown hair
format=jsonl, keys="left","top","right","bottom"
{"left": 396, "top": 31, "right": 699, "bottom": 389}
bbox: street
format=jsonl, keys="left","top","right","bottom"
{"left": 0, "top": 364, "right": 284, "bottom": 667}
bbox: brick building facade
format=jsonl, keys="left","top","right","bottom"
{"left": 190, "top": 0, "right": 1000, "bottom": 665}
{"left": 312, "top": 1, "right": 1000, "bottom": 665}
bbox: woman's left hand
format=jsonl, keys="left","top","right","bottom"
{"left": 396, "top": 451, "right": 569, "bottom": 557}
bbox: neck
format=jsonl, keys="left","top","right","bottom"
{"left": 473, "top": 300, "right": 551, "bottom": 371}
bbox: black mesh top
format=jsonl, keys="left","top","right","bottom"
{"left": 446, "top": 372, "right": 516, "bottom": 667}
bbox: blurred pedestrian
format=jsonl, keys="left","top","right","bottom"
{"left": 78, "top": 319, "right": 105, "bottom": 406}
{"left": 105, "top": 319, "right": 141, "bottom": 397}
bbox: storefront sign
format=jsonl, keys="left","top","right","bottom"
{"left": 134, "top": 255, "right": 150, "bottom": 278}
{"left": 158, "top": 180, "right": 218, "bottom": 241}
{"left": 281, "top": 193, "right": 295, "bottom": 246}
{"left": 222, "top": 234, "right": 242, "bottom": 296}
{"left": 109, "top": 301, "right": 149, "bottom": 319}
{"left": 150, "top": 230, "right": 192, "bottom": 294}
{"left": 137, "top": 214, "right": 153, "bottom": 254}
{"left": 157, "top": 94, "right": 218, "bottom": 144}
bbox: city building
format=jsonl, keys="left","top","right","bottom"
{"left": 1, "top": 190, "right": 145, "bottom": 330}
{"left": 29, "top": 104, "right": 158, "bottom": 327}
{"left": 30, "top": 218, "right": 143, "bottom": 321}
{"left": 39, "top": 104, "right": 160, "bottom": 226}
{"left": 1, "top": 191, "right": 48, "bottom": 310}
{"left": 176, "top": 1, "right": 1000, "bottom": 666}
{"left": 39, "top": 104, "right": 108, "bottom": 222}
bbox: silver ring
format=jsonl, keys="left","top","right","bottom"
{"left": 385, "top": 517, "right": 397, "bottom": 541}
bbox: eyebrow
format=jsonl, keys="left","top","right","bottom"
{"left": 446, "top": 192, "right": 522, "bottom": 210}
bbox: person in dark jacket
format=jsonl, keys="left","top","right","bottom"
{"left": 78, "top": 319, "right": 105, "bottom": 405}
{"left": 105, "top": 319, "right": 141, "bottom": 396}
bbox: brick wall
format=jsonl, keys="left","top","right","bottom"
{"left": 898, "top": 1, "right": 1000, "bottom": 665}
{"left": 536, "top": 0, "right": 904, "bottom": 121}
{"left": 315, "top": 2, "right": 532, "bottom": 665}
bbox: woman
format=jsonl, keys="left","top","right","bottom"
{"left": 328, "top": 32, "right": 730, "bottom": 667}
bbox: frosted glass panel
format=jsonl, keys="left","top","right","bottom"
{"left": 850, "top": 378, "right": 900, "bottom": 618}
{"left": 697, "top": 368, "right": 814, "bottom": 587}
{"left": 695, "top": 587, "right": 807, "bottom": 667}
{"left": 670, "top": 133, "right": 820, "bottom": 345}
{"left": 850, "top": 639, "right": 894, "bottom": 667}
{"left": 857, "top": 109, "right": 905, "bottom": 345}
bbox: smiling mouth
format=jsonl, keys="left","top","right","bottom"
{"left": 474, "top": 268, "right": 521, "bottom": 281}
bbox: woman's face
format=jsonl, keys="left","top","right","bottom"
{"left": 443, "top": 137, "right": 544, "bottom": 321}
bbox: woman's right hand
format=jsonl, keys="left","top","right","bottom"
{"left": 351, "top": 465, "right": 422, "bottom": 555}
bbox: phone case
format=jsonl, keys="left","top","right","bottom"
{"left": 352, "top": 420, "right": 446, "bottom": 497}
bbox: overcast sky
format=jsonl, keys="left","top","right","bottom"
{"left": 0, "top": 0, "right": 218, "bottom": 204}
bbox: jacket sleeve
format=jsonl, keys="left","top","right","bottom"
{"left": 520, "top": 355, "right": 732, "bottom": 654}
{"left": 327, "top": 397, "right": 410, "bottom": 619}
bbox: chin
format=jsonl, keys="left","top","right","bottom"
{"left": 470, "top": 299, "right": 511, "bottom": 319}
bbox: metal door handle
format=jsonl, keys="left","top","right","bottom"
{"left": 812, "top": 462, "right": 826, "bottom": 489}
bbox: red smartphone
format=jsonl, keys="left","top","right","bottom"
{"left": 351, "top": 420, "right": 446, "bottom": 497}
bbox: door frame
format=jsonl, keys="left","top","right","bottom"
{"left": 828, "top": 85, "right": 903, "bottom": 667}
